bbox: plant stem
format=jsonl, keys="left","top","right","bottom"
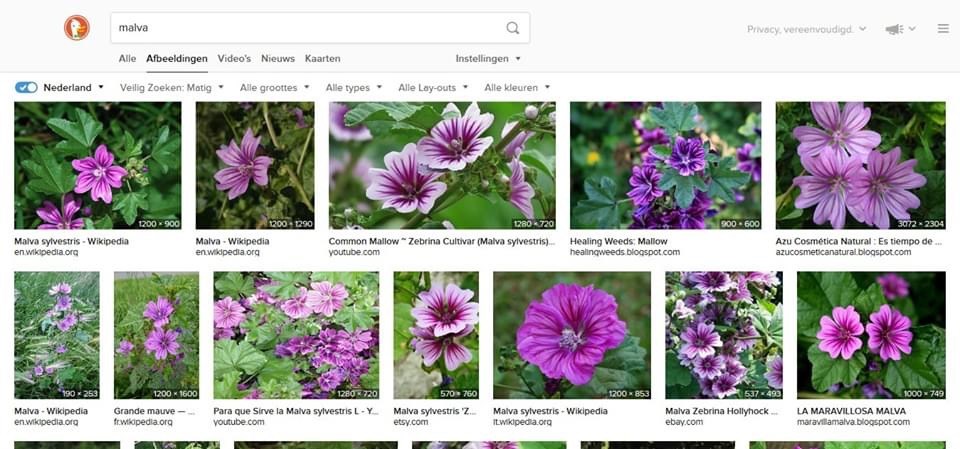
{"left": 776, "top": 169, "right": 805, "bottom": 213}
{"left": 493, "top": 383, "right": 535, "bottom": 394}
{"left": 281, "top": 165, "right": 315, "bottom": 213}
{"left": 217, "top": 197, "right": 228, "bottom": 220}
{"left": 296, "top": 128, "right": 313, "bottom": 177}
{"left": 400, "top": 185, "right": 465, "bottom": 229}
{"left": 262, "top": 103, "right": 280, "bottom": 149}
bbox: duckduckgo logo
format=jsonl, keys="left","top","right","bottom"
{"left": 64, "top": 15, "right": 90, "bottom": 41}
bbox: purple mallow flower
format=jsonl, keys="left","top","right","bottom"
{"left": 502, "top": 121, "right": 533, "bottom": 159}
{"left": 508, "top": 158, "right": 535, "bottom": 219}
{"left": 633, "top": 124, "right": 669, "bottom": 155}
{"left": 668, "top": 137, "right": 706, "bottom": 176}
{"left": 680, "top": 322, "right": 722, "bottom": 359}
{"left": 627, "top": 165, "right": 663, "bottom": 207}
{"left": 144, "top": 328, "right": 180, "bottom": 360}
{"left": 306, "top": 281, "right": 348, "bottom": 317}
{"left": 213, "top": 297, "right": 246, "bottom": 328}
{"left": 117, "top": 340, "right": 134, "bottom": 355}
{"left": 214, "top": 128, "right": 273, "bottom": 200}
{"left": 765, "top": 356, "right": 783, "bottom": 389}
{"left": 848, "top": 147, "right": 926, "bottom": 230}
{"left": 516, "top": 283, "right": 626, "bottom": 385}
{"left": 72, "top": 144, "right": 127, "bottom": 204}
{"left": 876, "top": 273, "right": 909, "bottom": 299}
{"left": 692, "top": 354, "right": 724, "bottom": 379}
{"left": 144, "top": 296, "right": 175, "bottom": 328}
{"left": 366, "top": 143, "right": 447, "bottom": 214}
{"left": 817, "top": 306, "right": 864, "bottom": 360}
{"left": 57, "top": 313, "right": 78, "bottom": 332}
{"left": 710, "top": 373, "right": 740, "bottom": 398}
{"left": 417, "top": 102, "right": 494, "bottom": 170}
{"left": 736, "top": 142, "right": 761, "bottom": 182}
{"left": 280, "top": 288, "right": 312, "bottom": 319}
{"left": 411, "top": 324, "right": 473, "bottom": 371}
{"left": 412, "top": 283, "right": 478, "bottom": 337}
{"left": 329, "top": 102, "right": 372, "bottom": 142}
{"left": 37, "top": 194, "right": 84, "bottom": 230}
{"left": 691, "top": 272, "right": 736, "bottom": 293}
{"left": 866, "top": 304, "right": 912, "bottom": 361}
{"left": 793, "top": 102, "right": 881, "bottom": 161}
{"left": 793, "top": 152, "right": 865, "bottom": 229}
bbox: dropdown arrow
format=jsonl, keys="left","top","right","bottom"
{"left": 98, "top": 85, "right": 103, "bottom": 89}
{"left": 545, "top": 85, "right": 550, "bottom": 89}
{"left": 376, "top": 85, "right": 382, "bottom": 88}
{"left": 515, "top": 56, "right": 521, "bottom": 61}
{"left": 304, "top": 85, "right": 310, "bottom": 88}
{"left": 908, "top": 26, "right": 916, "bottom": 31}
{"left": 218, "top": 85, "right": 223, "bottom": 89}
{"left": 859, "top": 26, "right": 867, "bottom": 31}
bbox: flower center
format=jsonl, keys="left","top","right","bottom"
{"left": 449, "top": 138, "right": 464, "bottom": 155}
{"left": 400, "top": 182, "right": 418, "bottom": 198}
{"left": 869, "top": 177, "right": 889, "bottom": 195}
{"left": 832, "top": 130, "right": 847, "bottom": 145}
{"left": 558, "top": 327, "right": 585, "bottom": 350}
{"left": 830, "top": 175, "right": 847, "bottom": 193}
{"left": 93, "top": 167, "right": 104, "bottom": 178}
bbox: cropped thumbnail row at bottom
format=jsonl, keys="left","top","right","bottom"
{"left": 10, "top": 442, "right": 949, "bottom": 449}
{"left": 14, "top": 271, "right": 946, "bottom": 401}
{"left": 14, "top": 101, "right": 947, "bottom": 230}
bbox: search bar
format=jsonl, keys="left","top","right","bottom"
{"left": 111, "top": 12, "right": 530, "bottom": 44}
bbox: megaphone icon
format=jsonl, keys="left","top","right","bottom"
{"left": 886, "top": 24, "right": 903, "bottom": 35}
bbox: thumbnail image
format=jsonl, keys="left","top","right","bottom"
{"left": 776, "top": 102, "right": 946, "bottom": 229}
{"left": 494, "top": 272, "right": 651, "bottom": 399}
{"left": 797, "top": 272, "right": 946, "bottom": 399}
{"left": 416, "top": 443, "right": 564, "bottom": 449}
{"left": 14, "top": 102, "right": 182, "bottom": 229}
{"left": 665, "top": 272, "right": 783, "bottom": 399}
{"left": 135, "top": 444, "right": 219, "bottom": 449}
{"left": 394, "top": 272, "right": 480, "bottom": 399}
{"left": 15, "top": 444, "right": 119, "bottom": 449}
{"left": 584, "top": 443, "right": 734, "bottom": 449}
{"left": 329, "top": 101, "right": 557, "bottom": 229}
{"left": 114, "top": 272, "right": 200, "bottom": 399}
{"left": 235, "top": 444, "right": 396, "bottom": 449}
{"left": 213, "top": 272, "right": 379, "bottom": 399}
{"left": 752, "top": 443, "right": 944, "bottom": 449}
{"left": 14, "top": 272, "right": 100, "bottom": 399}
{"left": 196, "top": 102, "right": 315, "bottom": 229}
{"left": 571, "top": 102, "right": 761, "bottom": 229}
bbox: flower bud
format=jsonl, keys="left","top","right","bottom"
{"left": 549, "top": 111, "right": 556, "bottom": 125}
{"left": 344, "top": 208, "right": 355, "bottom": 219}
{"left": 524, "top": 105, "right": 539, "bottom": 119}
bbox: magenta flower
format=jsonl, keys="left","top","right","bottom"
{"left": 793, "top": 152, "right": 865, "bottom": 229}
{"left": 338, "top": 329, "right": 373, "bottom": 353}
{"left": 668, "top": 137, "right": 706, "bottom": 176}
{"left": 692, "top": 354, "right": 724, "bottom": 379}
{"left": 680, "top": 322, "right": 722, "bottom": 359}
{"left": 691, "top": 272, "right": 736, "bottom": 293}
{"left": 412, "top": 283, "right": 478, "bottom": 336}
{"left": 634, "top": 125, "right": 669, "bottom": 155}
{"left": 143, "top": 296, "right": 174, "bottom": 328}
{"left": 117, "top": 340, "right": 134, "bottom": 355}
{"left": 765, "top": 356, "right": 783, "bottom": 389}
{"left": 817, "top": 305, "right": 864, "bottom": 360}
{"left": 710, "top": 373, "right": 740, "bottom": 398}
{"left": 36, "top": 194, "right": 84, "bottom": 230}
{"left": 306, "top": 281, "right": 348, "bottom": 317}
{"left": 213, "top": 297, "right": 246, "bottom": 328}
{"left": 847, "top": 147, "right": 926, "bottom": 229}
{"left": 793, "top": 102, "right": 881, "bottom": 161}
{"left": 866, "top": 305, "right": 913, "bottom": 361}
{"left": 876, "top": 273, "right": 909, "bottom": 299}
{"left": 72, "top": 144, "right": 127, "bottom": 203}
{"left": 214, "top": 128, "right": 273, "bottom": 200}
{"left": 411, "top": 324, "right": 473, "bottom": 371}
{"left": 317, "top": 369, "right": 344, "bottom": 392}
{"left": 329, "top": 103, "right": 372, "bottom": 142}
{"left": 54, "top": 295, "right": 73, "bottom": 312}
{"left": 279, "top": 288, "right": 312, "bottom": 319}
{"left": 57, "top": 313, "right": 78, "bottom": 332}
{"left": 49, "top": 282, "right": 72, "bottom": 296}
{"left": 502, "top": 121, "right": 533, "bottom": 159}
{"left": 417, "top": 102, "right": 494, "bottom": 170}
{"left": 144, "top": 328, "right": 180, "bottom": 360}
{"left": 627, "top": 165, "right": 663, "bottom": 207}
{"left": 516, "top": 283, "right": 627, "bottom": 385}
{"left": 366, "top": 143, "right": 447, "bottom": 214}
{"left": 507, "top": 158, "right": 535, "bottom": 219}
{"left": 736, "top": 142, "right": 762, "bottom": 182}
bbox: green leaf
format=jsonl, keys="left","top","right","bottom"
{"left": 334, "top": 304, "right": 376, "bottom": 332}
{"left": 262, "top": 272, "right": 309, "bottom": 299}
{"left": 664, "top": 350, "right": 695, "bottom": 387}
{"left": 659, "top": 167, "right": 708, "bottom": 208}
{"left": 650, "top": 144, "right": 672, "bottom": 160}
{"left": 519, "top": 149, "right": 555, "bottom": 180}
{"left": 394, "top": 303, "right": 414, "bottom": 363}
{"left": 797, "top": 272, "right": 859, "bottom": 338}
{"left": 214, "top": 340, "right": 267, "bottom": 378}
{"left": 21, "top": 146, "right": 77, "bottom": 195}
{"left": 214, "top": 370, "right": 247, "bottom": 399}
{"left": 808, "top": 343, "right": 865, "bottom": 392}
{"left": 881, "top": 325, "right": 945, "bottom": 396}
{"left": 150, "top": 126, "right": 180, "bottom": 173}
{"left": 343, "top": 102, "right": 441, "bottom": 139}
{"left": 256, "top": 357, "right": 296, "bottom": 386}
{"left": 566, "top": 336, "right": 647, "bottom": 398}
{"left": 572, "top": 176, "right": 621, "bottom": 229}
{"left": 852, "top": 283, "right": 886, "bottom": 317}
{"left": 649, "top": 102, "right": 698, "bottom": 135}
{"left": 215, "top": 272, "right": 255, "bottom": 298}
{"left": 112, "top": 191, "right": 148, "bottom": 225}
{"left": 114, "top": 131, "right": 143, "bottom": 160}
{"left": 46, "top": 109, "right": 103, "bottom": 156}
{"left": 706, "top": 157, "right": 750, "bottom": 204}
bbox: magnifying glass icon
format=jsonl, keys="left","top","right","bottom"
{"left": 506, "top": 21, "right": 520, "bottom": 34}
